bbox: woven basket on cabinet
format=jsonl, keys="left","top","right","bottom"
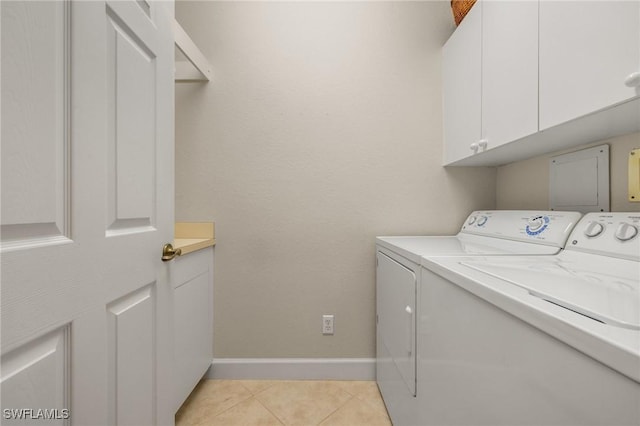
{"left": 451, "top": 0, "right": 477, "bottom": 26}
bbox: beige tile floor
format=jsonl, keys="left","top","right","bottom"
{"left": 175, "top": 379, "right": 392, "bottom": 426}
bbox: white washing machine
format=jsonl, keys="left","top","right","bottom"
{"left": 419, "top": 212, "right": 640, "bottom": 425}
{"left": 376, "top": 210, "right": 582, "bottom": 425}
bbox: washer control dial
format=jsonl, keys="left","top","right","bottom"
{"left": 476, "top": 216, "right": 488, "bottom": 226}
{"left": 583, "top": 221, "right": 605, "bottom": 238}
{"left": 526, "top": 215, "right": 549, "bottom": 236}
{"left": 467, "top": 215, "right": 477, "bottom": 225}
{"left": 614, "top": 222, "right": 638, "bottom": 241}
{"left": 527, "top": 217, "right": 544, "bottom": 231}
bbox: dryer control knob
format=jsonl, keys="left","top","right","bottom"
{"left": 467, "top": 215, "right": 477, "bottom": 225}
{"left": 584, "top": 221, "right": 605, "bottom": 238}
{"left": 527, "top": 216, "right": 544, "bottom": 232}
{"left": 614, "top": 222, "right": 638, "bottom": 241}
{"left": 477, "top": 216, "right": 488, "bottom": 226}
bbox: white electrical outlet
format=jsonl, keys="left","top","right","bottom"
{"left": 322, "top": 315, "right": 334, "bottom": 335}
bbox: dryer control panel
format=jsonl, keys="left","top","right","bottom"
{"left": 567, "top": 213, "right": 640, "bottom": 260}
{"left": 460, "top": 210, "right": 582, "bottom": 248}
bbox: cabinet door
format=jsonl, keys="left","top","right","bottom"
{"left": 540, "top": 1, "right": 640, "bottom": 130}
{"left": 442, "top": 1, "right": 482, "bottom": 165}
{"left": 173, "top": 248, "right": 214, "bottom": 411}
{"left": 482, "top": 0, "right": 538, "bottom": 150}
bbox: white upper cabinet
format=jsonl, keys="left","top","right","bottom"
{"left": 443, "top": 1, "right": 482, "bottom": 165}
{"left": 443, "top": 0, "right": 640, "bottom": 167}
{"left": 443, "top": 0, "right": 538, "bottom": 165}
{"left": 481, "top": 0, "right": 538, "bottom": 150}
{"left": 539, "top": 1, "right": 640, "bottom": 130}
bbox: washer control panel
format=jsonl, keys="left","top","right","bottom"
{"left": 568, "top": 213, "right": 640, "bottom": 260}
{"left": 460, "top": 211, "right": 582, "bottom": 247}
{"left": 525, "top": 215, "right": 550, "bottom": 235}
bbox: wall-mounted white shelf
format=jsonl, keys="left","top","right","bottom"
{"left": 172, "top": 18, "right": 213, "bottom": 82}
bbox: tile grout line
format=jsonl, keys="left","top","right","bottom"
{"left": 248, "top": 380, "right": 358, "bottom": 426}
{"left": 202, "top": 380, "right": 255, "bottom": 421}
{"left": 252, "top": 396, "right": 287, "bottom": 426}
{"left": 245, "top": 381, "right": 290, "bottom": 426}
{"left": 313, "top": 394, "right": 357, "bottom": 426}
{"left": 237, "top": 380, "right": 275, "bottom": 396}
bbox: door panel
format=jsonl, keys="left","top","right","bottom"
{"left": 106, "top": 6, "right": 157, "bottom": 234}
{"left": 107, "top": 286, "right": 155, "bottom": 426}
{"left": 0, "top": 0, "right": 70, "bottom": 249}
{"left": 0, "top": 327, "right": 70, "bottom": 426}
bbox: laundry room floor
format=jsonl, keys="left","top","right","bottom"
{"left": 175, "top": 379, "right": 392, "bottom": 426}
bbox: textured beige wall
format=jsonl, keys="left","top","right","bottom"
{"left": 175, "top": 1, "right": 497, "bottom": 358}
{"left": 497, "top": 132, "right": 640, "bottom": 212}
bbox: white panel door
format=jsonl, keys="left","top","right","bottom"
{"left": 1, "top": 1, "right": 175, "bottom": 425}
{"left": 540, "top": 1, "right": 640, "bottom": 130}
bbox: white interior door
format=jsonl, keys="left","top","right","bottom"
{"left": 1, "top": 1, "right": 175, "bottom": 425}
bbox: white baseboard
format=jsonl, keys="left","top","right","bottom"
{"left": 206, "top": 358, "right": 376, "bottom": 381}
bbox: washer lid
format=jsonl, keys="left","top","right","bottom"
{"left": 461, "top": 256, "right": 640, "bottom": 330}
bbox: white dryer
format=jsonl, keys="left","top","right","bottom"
{"left": 419, "top": 212, "right": 640, "bottom": 425}
{"left": 375, "top": 210, "right": 581, "bottom": 425}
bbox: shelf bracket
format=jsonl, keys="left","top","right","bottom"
{"left": 172, "top": 18, "right": 213, "bottom": 82}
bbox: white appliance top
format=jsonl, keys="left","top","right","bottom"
{"left": 421, "top": 212, "right": 640, "bottom": 382}
{"left": 376, "top": 210, "right": 581, "bottom": 264}
{"left": 461, "top": 253, "right": 639, "bottom": 330}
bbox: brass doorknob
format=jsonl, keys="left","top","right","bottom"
{"left": 162, "top": 243, "right": 182, "bottom": 261}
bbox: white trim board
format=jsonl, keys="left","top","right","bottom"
{"left": 206, "top": 358, "right": 376, "bottom": 381}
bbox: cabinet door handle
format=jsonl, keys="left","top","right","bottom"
{"left": 470, "top": 142, "right": 479, "bottom": 153}
{"left": 624, "top": 71, "right": 640, "bottom": 88}
{"left": 478, "top": 139, "right": 488, "bottom": 151}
